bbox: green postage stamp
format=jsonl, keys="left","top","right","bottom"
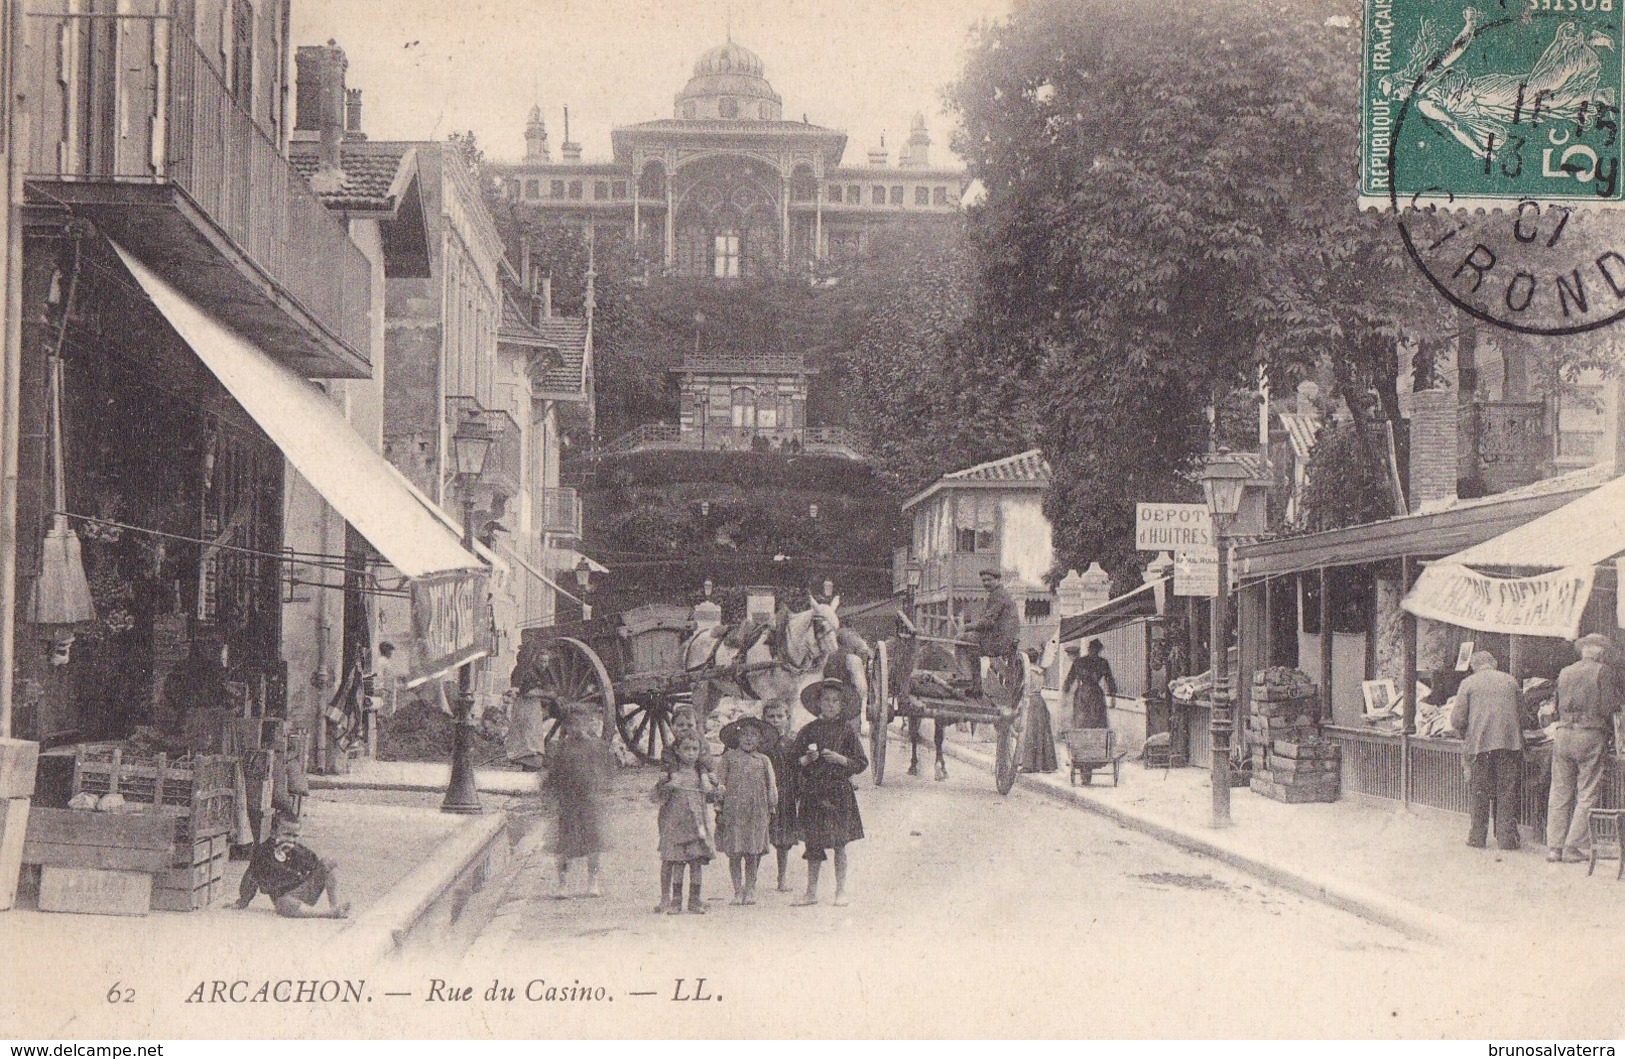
{"left": 1362, "top": 2, "right": 1625, "bottom": 209}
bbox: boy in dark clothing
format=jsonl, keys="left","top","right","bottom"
{"left": 236, "top": 812, "right": 350, "bottom": 919}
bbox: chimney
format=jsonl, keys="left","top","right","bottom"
{"left": 560, "top": 106, "right": 582, "bottom": 163}
{"left": 344, "top": 88, "right": 365, "bottom": 138}
{"left": 867, "top": 135, "right": 889, "bottom": 167}
{"left": 520, "top": 240, "right": 532, "bottom": 292}
{"left": 541, "top": 276, "right": 553, "bottom": 319}
{"left": 1408, "top": 388, "right": 1459, "bottom": 512}
{"left": 295, "top": 41, "right": 348, "bottom": 171}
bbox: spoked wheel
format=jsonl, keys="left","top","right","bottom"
{"left": 616, "top": 688, "right": 690, "bottom": 764}
{"left": 868, "top": 641, "right": 891, "bottom": 786}
{"left": 516, "top": 637, "right": 616, "bottom": 749}
{"left": 994, "top": 717, "right": 1019, "bottom": 795}
{"left": 993, "top": 664, "right": 1030, "bottom": 796}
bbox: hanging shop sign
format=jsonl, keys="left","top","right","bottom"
{"left": 407, "top": 571, "right": 492, "bottom": 686}
{"left": 1173, "top": 552, "right": 1219, "bottom": 598}
{"left": 1402, "top": 563, "right": 1595, "bottom": 640}
{"left": 1135, "top": 503, "right": 1215, "bottom": 555}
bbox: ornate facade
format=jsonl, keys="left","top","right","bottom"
{"left": 488, "top": 41, "right": 967, "bottom": 276}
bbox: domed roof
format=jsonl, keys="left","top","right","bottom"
{"left": 676, "top": 39, "right": 782, "bottom": 109}
{"left": 692, "top": 40, "right": 764, "bottom": 78}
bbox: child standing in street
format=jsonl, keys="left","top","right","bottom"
{"left": 715, "top": 716, "right": 779, "bottom": 905}
{"left": 545, "top": 705, "right": 614, "bottom": 899}
{"left": 761, "top": 699, "right": 800, "bottom": 891}
{"left": 653, "top": 734, "right": 719, "bottom": 914}
{"left": 791, "top": 678, "right": 867, "bottom": 907}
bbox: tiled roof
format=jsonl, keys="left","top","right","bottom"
{"left": 1277, "top": 413, "right": 1322, "bottom": 462}
{"left": 529, "top": 316, "right": 589, "bottom": 396}
{"left": 943, "top": 449, "right": 1052, "bottom": 484}
{"left": 288, "top": 145, "right": 411, "bottom": 211}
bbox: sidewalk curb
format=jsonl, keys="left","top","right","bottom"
{"left": 310, "top": 772, "right": 540, "bottom": 797}
{"left": 325, "top": 811, "right": 508, "bottom": 965}
{"left": 928, "top": 735, "right": 1468, "bottom": 947}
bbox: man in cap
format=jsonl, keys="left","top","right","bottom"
{"left": 1546, "top": 634, "right": 1624, "bottom": 862}
{"left": 962, "top": 566, "right": 1022, "bottom": 697}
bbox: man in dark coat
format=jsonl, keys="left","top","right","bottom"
{"left": 963, "top": 567, "right": 1021, "bottom": 696}
{"left": 1450, "top": 650, "right": 1524, "bottom": 850}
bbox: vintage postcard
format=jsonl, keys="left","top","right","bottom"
{"left": 3, "top": 0, "right": 1625, "bottom": 1046}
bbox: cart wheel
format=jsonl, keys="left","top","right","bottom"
{"left": 995, "top": 717, "right": 1019, "bottom": 795}
{"left": 869, "top": 641, "right": 890, "bottom": 786}
{"left": 616, "top": 689, "right": 689, "bottom": 765}
{"left": 518, "top": 637, "right": 617, "bottom": 749}
{"left": 994, "top": 669, "right": 1029, "bottom": 797}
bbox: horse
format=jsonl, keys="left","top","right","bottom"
{"left": 905, "top": 638, "right": 959, "bottom": 781}
{"left": 682, "top": 595, "right": 868, "bottom": 729}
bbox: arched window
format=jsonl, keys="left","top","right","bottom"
{"left": 683, "top": 101, "right": 697, "bottom": 120}
{"left": 719, "top": 97, "right": 739, "bottom": 119}
{"left": 730, "top": 387, "right": 756, "bottom": 428}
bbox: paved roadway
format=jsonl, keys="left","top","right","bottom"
{"left": 431, "top": 760, "right": 1611, "bottom": 1039}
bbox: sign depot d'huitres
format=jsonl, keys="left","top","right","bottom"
{"left": 1361, "top": 1, "right": 1625, "bottom": 210}
{"left": 407, "top": 570, "right": 492, "bottom": 686}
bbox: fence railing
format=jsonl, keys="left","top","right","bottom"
{"left": 536, "top": 488, "right": 582, "bottom": 538}
{"left": 600, "top": 422, "right": 866, "bottom": 460}
{"left": 1325, "top": 726, "right": 1404, "bottom": 802}
{"left": 21, "top": 11, "right": 370, "bottom": 357}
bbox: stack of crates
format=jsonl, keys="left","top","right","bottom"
{"left": 1248, "top": 668, "right": 1340, "bottom": 804}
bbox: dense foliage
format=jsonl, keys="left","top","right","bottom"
{"left": 946, "top": 0, "right": 1449, "bottom": 586}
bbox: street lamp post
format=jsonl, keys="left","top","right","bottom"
{"left": 443, "top": 411, "right": 494, "bottom": 815}
{"left": 1199, "top": 448, "right": 1250, "bottom": 829}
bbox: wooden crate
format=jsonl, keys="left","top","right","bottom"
{"left": 0, "top": 738, "right": 39, "bottom": 799}
{"left": 152, "top": 844, "right": 228, "bottom": 912}
{"left": 22, "top": 807, "right": 176, "bottom": 872}
{"left": 38, "top": 866, "right": 151, "bottom": 915}
{"left": 72, "top": 747, "right": 235, "bottom": 842}
{"left": 172, "top": 831, "right": 230, "bottom": 869}
{"left": 0, "top": 798, "right": 30, "bottom": 910}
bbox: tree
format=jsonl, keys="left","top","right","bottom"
{"left": 446, "top": 130, "right": 485, "bottom": 181}
{"left": 831, "top": 220, "right": 1035, "bottom": 498}
{"left": 947, "top": 0, "right": 1449, "bottom": 587}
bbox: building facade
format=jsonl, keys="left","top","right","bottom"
{"left": 488, "top": 40, "right": 967, "bottom": 275}
{"left": 900, "top": 450, "right": 1059, "bottom": 656}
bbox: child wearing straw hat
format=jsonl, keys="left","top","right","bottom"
{"left": 790, "top": 678, "right": 867, "bottom": 907}
{"left": 716, "top": 716, "right": 779, "bottom": 905}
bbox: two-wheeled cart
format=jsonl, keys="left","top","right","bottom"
{"left": 866, "top": 612, "right": 1028, "bottom": 795}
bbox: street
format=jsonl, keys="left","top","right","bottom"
{"left": 406, "top": 754, "right": 1598, "bottom": 1039}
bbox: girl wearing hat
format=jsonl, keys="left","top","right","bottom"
{"left": 716, "top": 716, "right": 779, "bottom": 905}
{"left": 790, "top": 678, "right": 868, "bottom": 906}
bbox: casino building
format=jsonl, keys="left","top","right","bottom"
{"left": 487, "top": 39, "right": 968, "bottom": 276}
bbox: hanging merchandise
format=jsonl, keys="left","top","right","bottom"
{"left": 28, "top": 235, "right": 96, "bottom": 631}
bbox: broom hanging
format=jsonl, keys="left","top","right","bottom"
{"left": 28, "top": 230, "right": 95, "bottom": 628}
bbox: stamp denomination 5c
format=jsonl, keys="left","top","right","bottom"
{"left": 1362, "top": 2, "right": 1625, "bottom": 210}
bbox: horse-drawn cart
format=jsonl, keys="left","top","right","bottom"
{"left": 514, "top": 596, "right": 864, "bottom": 765}
{"left": 867, "top": 612, "right": 1028, "bottom": 796}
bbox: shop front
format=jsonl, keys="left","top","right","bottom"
{"left": 1232, "top": 465, "right": 1620, "bottom": 832}
{"left": 6, "top": 231, "right": 485, "bottom": 914}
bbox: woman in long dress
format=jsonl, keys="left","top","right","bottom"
{"left": 1065, "top": 639, "right": 1117, "bottom": 730}
{"left": 1018, "top": 650, "right": 1057, "bottom": 773}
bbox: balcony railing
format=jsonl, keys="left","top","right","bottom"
{"left": 447, "top": 397, "right": 522, "bottom": 500}
{"left": 600, "top": 423, "right": 866, "bottom": 461}
{"left": 21, "top": 10, "right": 370, "bottom": 372}
{"left": 536, "top": 488, "right": 582, "bottom": 539}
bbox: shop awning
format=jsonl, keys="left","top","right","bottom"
{"left": 1401, "top": 472, "right": 1625, "bottom": 639}
{"left": 114, "top": 243, "right": 481, "bottom": 580}
{"left": 1059, "top": 578, "right": 1165, "bottom": 644}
